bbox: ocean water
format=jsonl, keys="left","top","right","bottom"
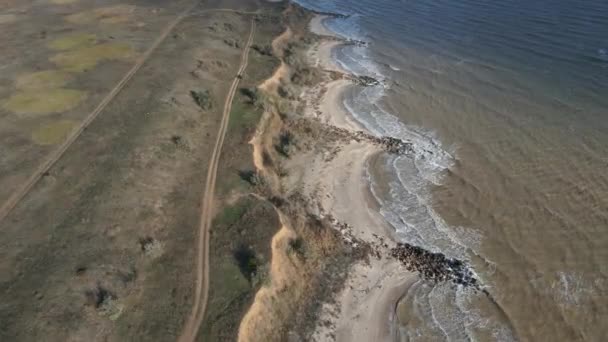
{"left": 295, "top": 0, "right": 608, "bottom": 340}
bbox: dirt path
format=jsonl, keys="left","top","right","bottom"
{"left": 178, "top": 18, "right": 256, "bottom": 342}
{"left": 0, "top": 4, "right": 262, "bottom": 225}
{"left": 0, "top": 2, "right": 202, "bottom": 224}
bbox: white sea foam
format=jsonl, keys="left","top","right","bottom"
{"left": 340, "top": 31, "right": 522, "bottom": 342}
{"left": 342, "top": 81, "right": 482, "bottom": 260}
{"left": 298, "top": 2, "right": 519, "bottom": 340}
{"left": 552, "top": 271, "right": 601, "bottom": 308}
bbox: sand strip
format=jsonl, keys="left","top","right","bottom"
{"left": 302, "top": 15, "right": 417, "bottom": 342}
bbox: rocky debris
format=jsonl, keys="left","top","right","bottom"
{"left": 352, "top": 75, "right": 379, "bottom": 86}
{"left": 375, "top": 136, "right": 415, "bottom": 155}
{"left": 337, "top": 73, "right": 380, "bottom": 86}
{"left": 390, "top": 243, "right": 484, "bottom": 292}
{"left": 286, "top": 117, "right": 415, "bottom": 156}
{"left": 327, "top": 215, "right": 359, "bottom": 247}
{"left": 322, "top": 212, "right": 485, "bottom": 292}
{"left": 347, "top": 129, "right": 415, "bottom": 156}
{"left": 310, "top": 10, "right": 349, "bottom": 19}
{"left": 344, "top": 39, "right": 368, "bottom": 47}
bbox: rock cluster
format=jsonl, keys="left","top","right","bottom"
{"left": 311, "top": 10, "right": 349, "bottom": 19}
{"left": 344, "top": 39, "right": 368, "bottom": 47}
{"left": 286, "top": 118, "right": 414, "bottom": 157}
{"left": 390, "top": 243, "right": 482, "bottom": 291}
{"left": 353, "top": 75, "right": 379, "bottom": 86}
{"left": 352, "top": 131, "right": 414, "bottom": 155}
{"left": 376, "top": 136, "right": 414, "bottom": 155}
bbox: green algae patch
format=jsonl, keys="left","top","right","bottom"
{"left": 48, "top": 33, "right": 97, "bottom": 51}
{"left": 3, "top": 89, "right": 87, "bottom": 115}
{"left": 31, "top": 120, "right": 77, "bottom": 145}
{"left": 65, "top": 5, "right": 135, "bottom": 25}
{"left": 50, "top": 42, "right": 135, "bottom": 72}
{"left": 16, "top": 70, "right": 73, "bottom": 90}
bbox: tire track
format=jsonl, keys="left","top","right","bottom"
{"left": 178, "top": 18, "right": 256, "bottom": 342}
{"left": 0, "top": 2, "right": 200, "bottom": 224}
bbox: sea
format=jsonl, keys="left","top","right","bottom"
{"left": 294, "top": 0, "right": 608, "bottom": 340}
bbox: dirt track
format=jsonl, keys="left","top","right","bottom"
{"left": 0, "top": 5, "right": 259, "bottom": 225}
{"left": 0, "top": 2, "right": 202, "bottom": 224}
{"left": 178, "top": 18, "right": 256, "bottom": 342}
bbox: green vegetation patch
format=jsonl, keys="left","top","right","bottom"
{"left": 206, "top": 260, "right": 250, "bottom": 314}
{"left": 48, "top": 33, "right": 97, "bottom": 51}
{"left": 190, "top": 89, "right": 213, "bottom": 111}
{"left": 229, "top": 96, "right": 263, "bottom": 131}
{"left": 15, "top": 70, "right": 73, "bottom": 90}
{"left": 215, "top": 199, "right": 251, "bottom": 227}
{"left": 203, "top": 196, "right": 279, "bottom": 342}
{"left": 31, "top": 120, "right": 77, "bottom": 145}
{"left": 50, "top": 42, "right": 135, "bottom": 72}
{"left": 3, "top": 88, "right": 87, "bottom": 115}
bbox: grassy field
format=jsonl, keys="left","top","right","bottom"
{"left": 0, "top": 0, "right": 284, "bottom": 340}
{"left": 198, "top": 7, "right": 285, "bottom": 341}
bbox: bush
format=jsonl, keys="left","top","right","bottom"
{"left": 275, "top": 131, "right": 294, "bottom": 157}
{"left": 233, "top": 244, "right": 258, "bottom": 282}
{"left": 252, "top": 44, "right": 273, "bottom": 56}
{"left": 240, "top": 87, "right": 259, "bottom": 105}
{"left": 190, "top": 89, "right": 212, "bottom": 110}
{"left": 288, "top": 237, "right": 306, "bottom": 257}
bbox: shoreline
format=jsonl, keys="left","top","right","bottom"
{"left": 304, "top": 15, "right": 416, "bottom": 342}
{"left": 237, "top": 7, "right": 416, "bottom": 341}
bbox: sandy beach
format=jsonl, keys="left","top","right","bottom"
{"left": 238, "top": 9, "right": 417, "bottom": 341}
{"left": 300, "top": 16, "right": 417, "bottom": 342}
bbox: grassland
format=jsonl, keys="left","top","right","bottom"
{"left": 197, "top": 8, "right": 285, "bottom": 341}
{"left": 0, "top": 0, "right": 281, "bottom": 341}
{"left": 0, "top": 1, "right": 355, "bottom": 341}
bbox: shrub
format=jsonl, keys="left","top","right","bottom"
{"left": 190, "top": 89, "right": 212, "bottom": 110}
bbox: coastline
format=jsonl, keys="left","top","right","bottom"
{"left": 238, "top": 7, "right": 416, "bottom": 340}
{"left": 304, "top": 17, "right": 417, "bottom": 342}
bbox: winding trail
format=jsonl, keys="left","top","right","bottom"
{"left": 178, "top": 18, "right": 256, "bottom": 342}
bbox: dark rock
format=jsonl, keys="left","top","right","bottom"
{"left": 390, "top": 243, "right": 482, "bottom": 291}
{"left": 358, "top": 75, "right": 379, "bottom": 86}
